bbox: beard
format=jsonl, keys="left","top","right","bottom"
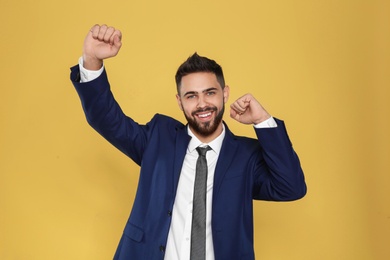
{"left": 184, "top": 105, "right": 225, "bottom": 138}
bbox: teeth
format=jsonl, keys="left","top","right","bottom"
{"left": 198, "top": 112, "right": 211, "bottom": 118}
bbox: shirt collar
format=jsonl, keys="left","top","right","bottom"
{"left": 187, "top": 124, "right": 225, "bottom": 155}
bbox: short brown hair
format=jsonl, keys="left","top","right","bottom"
{"left": 175, "top": 53, "right": 225, "bottom": 94}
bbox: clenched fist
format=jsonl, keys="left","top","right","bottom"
{"left": 230, "top": 93, "right": 271, "bottom": 125}
{"left": 82, "top": 24, "right": 122, "bottom": 70}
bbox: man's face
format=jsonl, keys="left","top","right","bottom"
{"left": 176, "top": 72, "right": 229, "bottom": 141}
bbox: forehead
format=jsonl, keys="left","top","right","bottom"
{"left": 180, "top": 72, "right": 222, "bottom": 92}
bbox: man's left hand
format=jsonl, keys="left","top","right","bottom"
{"left": 230, "top": 94, "right": 271, "bottom": 125}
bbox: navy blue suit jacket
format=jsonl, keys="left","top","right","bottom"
{"left": 70, "top": 66, "right": 306, "bottom": 260}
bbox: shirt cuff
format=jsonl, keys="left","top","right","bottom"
{"left": 254, "top": 117, "right": 277, "bottom": 128}
{"left": 78, "top": 56, "right": 104, "bottom": 83}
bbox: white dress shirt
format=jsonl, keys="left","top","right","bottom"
{"left": 164, "top": 126, "right": 225, "bottom": 260}
{"left": 77, "top": 58, "right": 277, "bottom": 259}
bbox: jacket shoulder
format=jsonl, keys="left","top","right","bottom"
{"left": 150, "top": 114, "right": 185, "bottom": 129}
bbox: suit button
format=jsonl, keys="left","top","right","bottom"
{"left": 159, "top": 245, "right": 165, "bottom": 252}
{"left": 168, "top": 210, "right": 172, "bottom": 216}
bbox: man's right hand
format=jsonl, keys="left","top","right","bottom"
{"left": 82, "top": 24, "right": 122, "bottom": 70}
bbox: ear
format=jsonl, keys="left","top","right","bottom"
{"left": 223, "top": 85, "right": 230, "bottom": 103}
{"left": 176, "top": 94, "right": 183, "bottom": 111}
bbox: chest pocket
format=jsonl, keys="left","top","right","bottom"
{"left": 124, "top": 223, "right": 144, "bottom": 242}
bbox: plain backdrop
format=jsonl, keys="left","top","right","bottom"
{"left": 1, "top": 0, "right": 389, "bottom": 259}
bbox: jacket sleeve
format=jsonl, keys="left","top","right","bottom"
{"left": 252, "top": 118, "right": 307, "bottom": 201}
{"left": 70, "top": 65, "right": 147, "bottom": 165}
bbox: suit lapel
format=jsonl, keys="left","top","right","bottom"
{"left": 213, "top": 124, "right": 239, "bottom": 197}
{"left": 172, "top": 125, "right": 191, "bottom": 194}
{"left": 171, "top": 123, "right": 238, "bottom": 199}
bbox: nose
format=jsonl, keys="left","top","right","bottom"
{"left": 197, "top": 96, "right": 207, "bottom": 108}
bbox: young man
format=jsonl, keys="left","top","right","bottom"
{"left": 70, "top": 24, "right": 306, "bottom": 260}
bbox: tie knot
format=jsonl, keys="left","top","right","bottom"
{"left": 196, "top": 146, "right": 211, "bottom": 157}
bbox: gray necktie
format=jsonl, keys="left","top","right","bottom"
{"left": 191, "top": 146, "right": 211, "bottom": 260}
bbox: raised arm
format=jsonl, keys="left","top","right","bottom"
{"left": 71, "top": 25, "right": 149, "bottom": 165}
{"left": 230, "top": 93, "right": 306, "bottom": 200}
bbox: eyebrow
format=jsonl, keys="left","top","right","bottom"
{"left": 183, "top": 87, "right": 219, "bottom": 97}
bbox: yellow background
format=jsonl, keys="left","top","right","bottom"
{"left": 1, "top": 0, "right": 389, "bottom": 259}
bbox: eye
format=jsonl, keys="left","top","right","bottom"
{"left": 206, "top": 91, "right": 216, "bottom": 96}
{"left": 186, "top": 95, "right": 196, "bottom": 99}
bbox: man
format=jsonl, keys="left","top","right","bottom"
{"left": 70, "top": 24, "right": 306, "bottom": 260}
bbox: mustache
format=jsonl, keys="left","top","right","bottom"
{"left": 191, "top": 106, "right": 217, "bottom": 116}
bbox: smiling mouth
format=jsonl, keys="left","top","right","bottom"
{"left": 193, "top": 108, "right": 216, "bottom": 121}
{"left": 195, "top": 111, "right": 213, "bottom": 122}
{"left": 197, "top": 112, "right": 212, "bottom": 118}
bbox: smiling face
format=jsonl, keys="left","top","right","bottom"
{"left": 176, "top": 72, "right": 229, "bottom": 143}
